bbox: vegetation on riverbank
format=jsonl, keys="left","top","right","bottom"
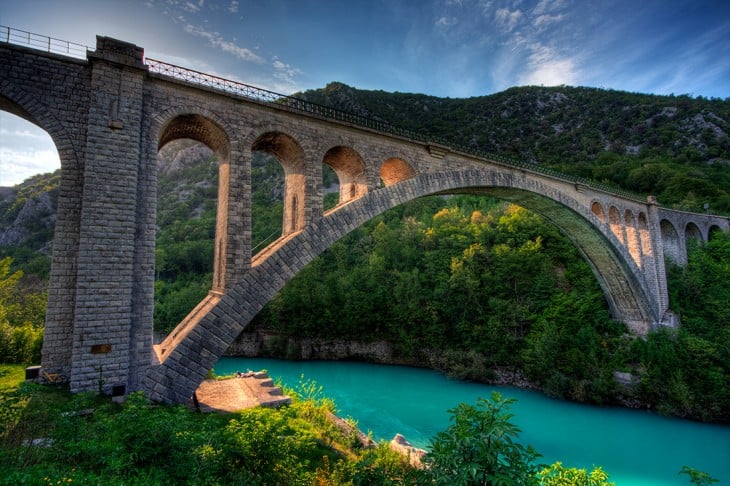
{"left": 246, "top": 196, "right": 730, "bottom": 422}
{"left": 2, "top": 365, "right": 720, "bottom": 485}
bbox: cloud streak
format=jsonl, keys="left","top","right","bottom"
{"left": 184, "top": 24, "right": 263, "bottom": 63}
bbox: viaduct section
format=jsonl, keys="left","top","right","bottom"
{"left": 1, "top": 32, "right": 728, "bottom": 403}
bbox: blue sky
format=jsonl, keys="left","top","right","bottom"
{"left": 1, "top": 0, "right": 729, "bottom": 185}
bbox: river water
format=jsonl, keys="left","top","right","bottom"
{"left": 213, "top": 357, "right": 730, "bottom": 485}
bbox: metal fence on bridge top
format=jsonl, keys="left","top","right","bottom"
{"left": 2, "top": 25, "right": 644, "bottom": 202}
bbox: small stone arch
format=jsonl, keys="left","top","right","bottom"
{"left": 252, "top": 131, "right": 307, "bottom": 234}
{"left": 609, "top": 205, "right": 625, "bottom": 244}
{"left": 380, "top": 157, "right": 416, "bottom": 186}
{"left": 158, "top": 113, "right": 231, "bottom": 292}
{"left": 323, "top": 145, "right": 367, "bottom": 205}
{"left": 709, "top": 225, "right": 725, "bottom": 241}
{"left": 591, "top": 201, "right": 606, "bottom": 224}
{"left": 685, "top": 222, "right": 702, "bottom": 243}
{"left": 660, "top": 219, "right": 682, "bottom": 263}
{"left": 624, "top": 209, "right": 642, "bottom": 267}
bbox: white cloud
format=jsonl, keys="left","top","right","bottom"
{"left": 533, "top": 13, "right": 564, "bottom": 29}
{"left": 271, "top": 57, "right": 301, "bottom": 87}
{"left": 228, "top": 1, "right": 239, "bottom": 14}
{"left": 518, "top": 44, "right": 579, "bottom": 86}
{"left": 495, "top": 8, "right": 523, "bottom": 32}
{"left": 184, "top": 24, "right": 263, "bottom": 63}
{"left": 183, "top": 1, "right": 200, "bottom": 13}
{"left": 532, "top": 0, "right": 567, "bottom": 16}
{"left": 436, "top": 16, "right": 458, "bottom": 27}
{"left": 0, "top": 148, "right": 60, "bottom": 186}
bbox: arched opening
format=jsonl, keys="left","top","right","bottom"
{"left": 608, "top": 205, "right": 624, "bottom": 244}
{"left": 624, "top": 210, "right": 642, "bottom": 267}
{"left": 660, "top": 219, "right": 681, "bottom": 263}
{"left": 323, "top": 146, "right": 367, "bottom": 208}
{"left": 0, "top": 111, "right": 61, "bottom": 186}
{"left": 0, "top": 107, "right": 64, "bottom": 371}
{"left": 154, "top": 114, "right": 229, "bottom": 336}
{"left": 252, "top": 132, "right": 306, "bottom": 236}
{"left": 250, "top": 151, "right": 285, "bottom": 253}
{"left": 591, "top": 201, "right": 606, "bottom": 224}
{"left": 685, "top": 222, "right": 702, "bottom": 243}
{"left": 322, "top": 164, "right": 339, "bottom": 211}
{"left": 709, "top": 225, "right": 725, "bottom": 241}
{"left": 380, "top": 157, "right": 416, "bottom": 187}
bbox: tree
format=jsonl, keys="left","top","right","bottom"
{"left": 0, "top": 258, "right": 44, "bottom": 363}
{"left": 538, "top": 462, "right": 615, "bottom": 485}
{"left": 424, "top": 392, "right": 542, "bottom": 485}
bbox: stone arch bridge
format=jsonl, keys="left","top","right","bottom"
{"left": 1, "top": 31, "right": 728, "bottom": 404}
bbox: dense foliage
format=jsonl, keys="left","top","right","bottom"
{"left": 0, "top": 366, "right": 420, "bottom": 485}
{"left": 249, "top": 196, "right": 730, "bottom": 422}
{"left": 4, "top": 369, "right": 714, "bottom": 485}
{"left": 0, "top": 258, "right": 44, "bottom": 363}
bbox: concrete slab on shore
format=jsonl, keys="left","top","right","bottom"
{"left": 192, "top": 372, "right": 291, "bottom": 413}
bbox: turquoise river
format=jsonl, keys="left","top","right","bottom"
{"left": 214, "top": 357, "right": 730, "bottom": 485}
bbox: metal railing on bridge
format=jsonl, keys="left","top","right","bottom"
{"left": 146, "top": 57, "right": 644, "bottom": 202}
{"left": 1, "top": 25, "right": 644, "bottom": 202}
{"left": 0, "top": 25, "right": 88, "bottom": 59}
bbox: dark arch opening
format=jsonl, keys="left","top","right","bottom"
{"left": 660, "top": 219, "right": 682, "bottom": 263}
{"left": 252, "top": 132, "right": 306, "bottom": 236}
{"left": 322, "top": 146, "right": 367, "bottom": 210}
{"left": 685, "top": 222, "right": 702, "bottom": 243}
{"left": 153, "top": 114, "right": 229, "bottom": 336}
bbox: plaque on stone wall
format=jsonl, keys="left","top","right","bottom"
{"left": 90, "top": 343, "right": 112, "bottom": 354}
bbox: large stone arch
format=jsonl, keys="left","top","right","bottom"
{"left": 251, "top": 131, "right": 306, "bottom": 235}
{"left": 0, "top": 88, "right": 85, "bottom": 380}
{"left": 145, "top": 168, "right": 658, "bottom": 403}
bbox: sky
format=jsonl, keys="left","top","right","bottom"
{"left": 1, "top": 0, "right": 729, "bottom": 186}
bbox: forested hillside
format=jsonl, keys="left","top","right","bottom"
{"left": 298, "top": 83, "right": 730, "bottom": 213}
{"left": 1, "top": 84, "right": 729, "bottom": 421}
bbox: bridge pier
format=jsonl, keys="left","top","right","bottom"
{"left": 40, "top": 37, "right": 155, "bottom": 395}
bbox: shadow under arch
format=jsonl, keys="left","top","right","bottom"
{"left": 252, "top": 132, "right": 306, "bottom": 235}
{"left": 323, "top": 145, "right": 368, "bottom": 207}
{"left": 146, "top": 169, "right": 659, "bottom": 403}
{"left": 158, "top": 114, "right": 231, "bottom": 292}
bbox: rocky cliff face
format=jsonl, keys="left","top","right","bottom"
{"left": 0, "top": 173, "right": 58, "bottom": 252}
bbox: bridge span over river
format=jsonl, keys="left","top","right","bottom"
{"left": 1, "top": 29, "right": 728, "bottom": 403}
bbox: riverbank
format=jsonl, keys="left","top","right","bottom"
{"left": 226, "top": 329, "right": 643, "bottom": 408}
{"left": 214, "top": 357, "right": 730, "bottom": 485}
